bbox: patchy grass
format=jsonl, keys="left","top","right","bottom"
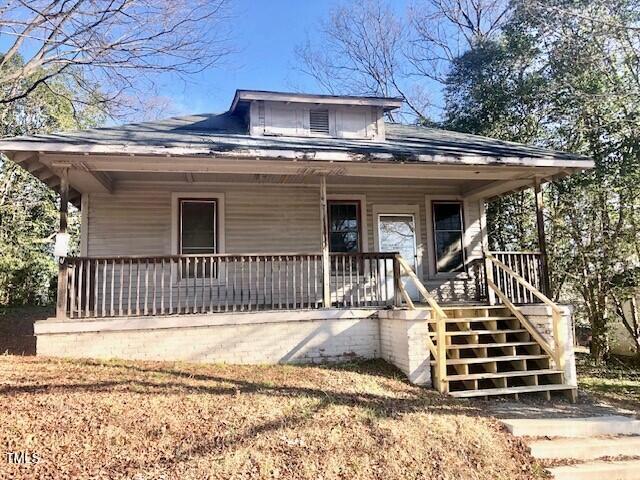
{"left": 576, "top": 353, "right": 640, "bottom": 411}
{"left": 0, "top": 356, "right": 545, "bottom": 480}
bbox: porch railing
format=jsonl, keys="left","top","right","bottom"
{"left": 487, "top": 251, "right": 547, "bottom": 303}
{"left": 484, "top": 251, "right": 566, "bottom": 374}
{"left": 61, "top": 252, "right": 398, "bottom": 319}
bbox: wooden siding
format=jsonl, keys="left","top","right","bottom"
{"left": 87, "top": 182, "right": 486, "bottom": 302}
{"left": 250, "top": 101, "right": 384, "bottom": 140}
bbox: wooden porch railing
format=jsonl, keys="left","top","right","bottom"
{"left": 487, "top": 251, "right": 547, "bottom": 303}
{"left": 61, "top": 252, "right": 398, "bottom": 319}
{"left": 484, "top": 251, "right": 566, "bottom": 373}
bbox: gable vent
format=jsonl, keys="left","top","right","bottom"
{"left": 309, "top": 109, "right": 330, "bottom": 134}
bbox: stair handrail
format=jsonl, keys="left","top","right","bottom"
{"left": 484, "top": 251, "right": 566, "bottom": 374}
{"left": 395, "top": 255, "right": 448, "bottom": 393}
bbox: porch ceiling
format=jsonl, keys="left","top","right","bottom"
{"left": 3, "top": 151, "right": 583, "bottom": 202}
{"left": 104, "top": 172, "right": 532, "bottom": 195}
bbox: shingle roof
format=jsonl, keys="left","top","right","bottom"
{"left": 0, "top": 111, "right": 591, "bottom": 166}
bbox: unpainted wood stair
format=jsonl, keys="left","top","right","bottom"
{"left": 429, "top": 305, "right": 576, "bottom": 400}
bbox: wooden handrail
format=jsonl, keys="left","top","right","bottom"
{"left": 395, "top": 255, "right": 448, "bottom": 393}
{"left": 396, "top": 256, "right": 448, "bottom": 320}
{"left": 486, "top": 253, "right": 560, "bottom": 313}
{"left": 486, "top": 278, "right": 557, "bottom": 360}
{"left": 484, "top": 251, "right": 566, "bottom": 374}
{"left": 67, "top": 252, "right": 398, "bottom": 261}
{"left": 489, "top": 250, "right": 543, "bottom": 255}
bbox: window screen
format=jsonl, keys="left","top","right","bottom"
{"left": 328, "top": 202, "right": 360, "bottom": 253}
{"left": 310, "top": 109, "right": 330, "bottom": 134}
{"left": 179, "top": 199, "right": 217, "bottom": 278}
{"left": 433, "top": 202, "right": 465, "bottom": 273}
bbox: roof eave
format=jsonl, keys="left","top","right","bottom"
{"left": 229, "top": 89, "right": 404, "bottom": 113}
{"left": 0, "top": 142, "right": 595, "bottom": 170}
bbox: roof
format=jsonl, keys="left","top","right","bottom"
{"left": 230, "top": 89, "right": 404, "bottom": 112}
{"left": 0, "top": 111, "right": 592, "bottom": 168}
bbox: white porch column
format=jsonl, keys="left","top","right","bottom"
{"left": 319, "top": 176, "right": 331, "bottom": 307}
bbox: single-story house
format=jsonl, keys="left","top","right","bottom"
{"left": 0, "top": 90, "right": 594, "bottom": 400}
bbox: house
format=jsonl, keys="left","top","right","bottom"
{"left": 0, "top": 90, "right": 594, "bottom": 400}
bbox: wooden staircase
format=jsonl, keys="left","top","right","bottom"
{"left": 395, "top": 254, "right": 577, "bottom": 401}
{"left": 430, "top": 305, "right": 576, "bottom": 400}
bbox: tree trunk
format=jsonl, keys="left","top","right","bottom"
{"left": 590, "top": 306, "right": 609, "bottom": 362}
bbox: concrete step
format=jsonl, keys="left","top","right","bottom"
{"left": 502, "top": 416, "right": 640, "bottom": 438}
{"left": 549, "top": 460, "right": 640, "bottom": 480}
{"left": 529, "top": 436, "right": 640, "bottom": 460}
{"left": 446, "top": 369, "right": 562, "bottom": 382}
{"left": 449, "top": 383, "right": 574, "bottom": 398}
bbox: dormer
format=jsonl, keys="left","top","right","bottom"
{"left": 230, "top": 90, "right": 403, "bottom": 141}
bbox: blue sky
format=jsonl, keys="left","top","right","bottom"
{"left": 0, "top": 0, "right": 420, "bottom": 120}
{"left": 158, "top": 0, "right": 412, "bottom": 116}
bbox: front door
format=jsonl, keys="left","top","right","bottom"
{"left": 376, "top": 214, "right": 419, "bottom": 300}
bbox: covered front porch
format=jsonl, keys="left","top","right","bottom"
{"left": 47, "top": 157, "right": 557, "bottom": 321}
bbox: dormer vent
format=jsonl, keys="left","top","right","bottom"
{"left": 309, "top": 109, "right": 330, "bottom": 134}
{"left": 233, "top": 90, "right": 403, "bottom": 141}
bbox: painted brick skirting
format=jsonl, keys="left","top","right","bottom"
{"left": 36, "top": 310, "right": 380, "bottom": 365}
{"left": 33, "top": 306, "right": 572, "bottom": 389}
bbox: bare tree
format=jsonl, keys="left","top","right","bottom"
{"left": 407, "top": 0, "right": 511, "bottom": 83}
{"left": 296, "top": 0, "right": 511, "bottom": 121}
{"left": 0, "top": 0, "right": 234, "bottom": 117}
{"left": 295, "top": 0, "right": 430, "bottom": 122}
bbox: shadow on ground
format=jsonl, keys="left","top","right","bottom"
{"left": 0, "top": 305, "right": 51, "bottom": 355}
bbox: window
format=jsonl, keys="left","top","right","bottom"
{"left": 432, "top": 202, "right": 465, "bottom": 273}
{"left": 179, "top": 199, "right": 217, "bottom": 277}
{"left": 309, "top": 109, "right": 330, "bottom": 134}
{"left": 328, "top": 201, "right": 361, "bottom": 253}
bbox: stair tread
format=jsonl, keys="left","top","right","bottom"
{"left": 446, "top": 369, "right": 563, "bottom": 381}
{"left": 449, "top": 384, "right": 575, "bottom": 398}
{"left": 429, "top": 316, "right": 516, "bottom": 323}
{"left": 440, "top": 329, "right": 528, "bottom": 336}
{"left": 441, "top": 305, "right": 506, "bottom": 310}
{"left": 445, "top": 354, "right": 549, "bottom": 365}
{"left": 446, "top": 341, "right": 537, "bottom": 349}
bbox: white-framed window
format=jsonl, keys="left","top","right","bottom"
{"left": 171, "top": 192, "right": 225, "bottom": 282}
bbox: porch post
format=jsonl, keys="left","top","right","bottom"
{"left": 534, "top": 178, "right": 552, "bottom": 296}
{"left": 56, "top": 170, "right": 69, "bottom": 319}
{"left": 479, "top": 201, "right": 496, "bottom": 305}
{"left": 319, "top": 176, "right": 331, "bottom": 308}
